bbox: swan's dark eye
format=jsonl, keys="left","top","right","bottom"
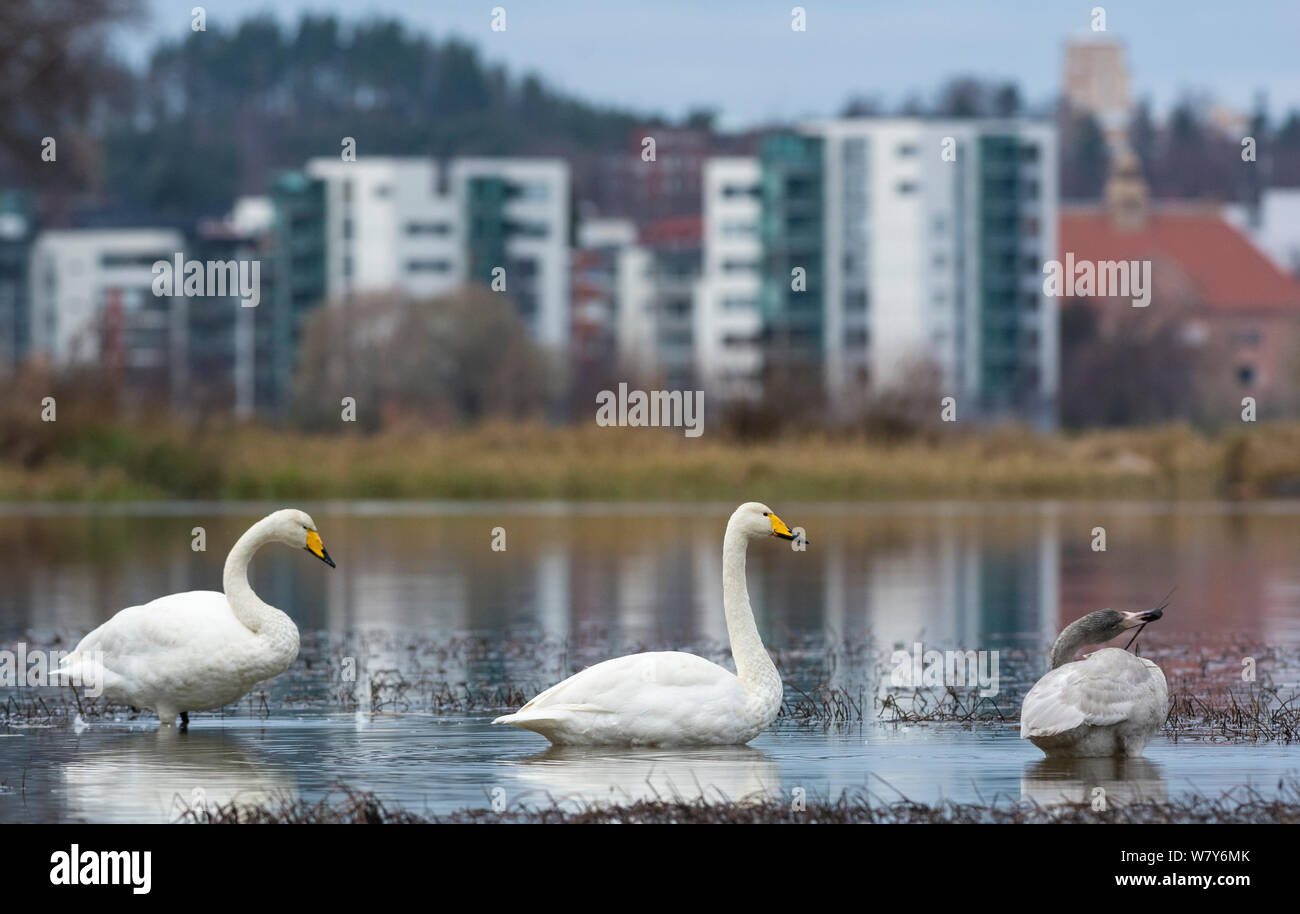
{"left": 763, "top": 511, "right": 769, "bottom": 516}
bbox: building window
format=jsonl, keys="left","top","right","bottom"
{"left": 406, "top": 260, "right": 451, "bottom": 273}
{"left": 513, "top": 222, "right": 550, "bottom": 238}
{"left": 100, "top": 253, "right": 166, "bottom": 269}
{"left": 406, "top": 222, "right": 452, "bottom": 237}
{"left": 1234, "top": 329, "right": 1263, "bottom": 347}
{"left": 517, "top": 182, "right": 550, "bottom": 201}
{"left": 722, "top": 297, "right": 756, "bottom": 311}
{"left": 897, "top": 143, "right": 919, "bottom": 157}
{"left": 896, "top": 182, "right": 918, "bottom": 195}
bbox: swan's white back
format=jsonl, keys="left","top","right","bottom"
{"left": 1020, "top": 648, "right": 1167, "bottom": 757}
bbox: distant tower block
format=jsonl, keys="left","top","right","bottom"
{"left": 1062, "top": 38, "right": 1133, "bottom": 153}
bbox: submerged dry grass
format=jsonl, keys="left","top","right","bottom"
{"left": 4, "top": 634, "right": 1297, "bottom": 743}
{"left": 179, "top": 781, "right": 1300, "bottom": 824}
{"left": 6, "top": 419, "right": 1300, "bottom": 501}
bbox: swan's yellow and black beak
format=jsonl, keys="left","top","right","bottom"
{"left": 306, "top": 530, "right": 336, "bottom": 568}
{"left": 768, "top": 512, "right": 796, "bottom": 540}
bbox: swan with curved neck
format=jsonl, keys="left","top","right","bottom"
{"left": 494, "top": 502, "right": 801, "bottom": 746}
{"left": 1020, "top": 607, "right": 1168, "bottom": 757}
{"left": 56, "top": 509, "right": 334, "bottom": 728}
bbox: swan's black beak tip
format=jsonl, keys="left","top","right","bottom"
{"left": 1139, "top": 607, "right": 1163, "bottom": 623}
{"left": 307, "top": 546, "right": 336, "bottom": 568}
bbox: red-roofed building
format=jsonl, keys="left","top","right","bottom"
{"left": 1057, "top": 154, "right": 1300, "bottom": 422}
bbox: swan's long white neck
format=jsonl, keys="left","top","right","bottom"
{"left": 1050, "top": 618, "right": 1102, "bottom": 669}
{"left": 222, "top": 518, "right": 299, "bottom": 650}
{"left": 722, "top": 523, "right": 780, "bottom": 704}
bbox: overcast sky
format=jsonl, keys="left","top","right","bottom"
{"left": 128, "top": 1, "right": 1300, "bottom": 127}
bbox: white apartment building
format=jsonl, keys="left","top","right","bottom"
{"left": 691, "top": 119, "right": 1058, "bottom": 422}
{"left": 305, "top": 156, "right": 570, "bottom": 348}
{"left": 811, "top": 118, "right": 1058, "bottom": 417}
{"left": 694, "top": 158, "right": 764, "bottom": 400}
{"left": 577, "top": 215, "right": 700, "bottom": 388}
{"left": 573, "top": 217, "right": 636, "bottom": 349}
{"left": 28, "top": 228, "right": 184, "bottom": 368}
{"left": 574, "top": 219, "right": 655, "bottom": 376}
{"left": 613, "top": 243, "right": 655, "bottom": 375}
{"left": 452, "top": 158, "right": 571, "bottom": 349}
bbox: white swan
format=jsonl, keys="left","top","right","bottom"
{"left": 493, "top": 502, "right": 799, "bottom": 746}
{"left": 54, "top": 509, "right": 334, "bottom": 728}
{"left": 1020, "top": 607, "right": 1167, "bottom": 757}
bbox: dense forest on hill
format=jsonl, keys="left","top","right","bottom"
{"left": 101, "top": 14, "right": 655, "bottom": 222}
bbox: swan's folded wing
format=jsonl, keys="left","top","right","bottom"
{"left": 516, "top": 651, "right": 735, "bottom": 714}
{"left": 1020, "top": 650, "right": 1163, "bottom": 739}
{"left": 58, "top": 591, "right": 236, "bottom": 683}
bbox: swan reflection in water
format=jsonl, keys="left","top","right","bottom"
{"left": 505, "top": 744, "right": 782, "bottom": 809}
{"left": 1021, "top": 756, "right": 1167, "bottom": 808}
{"left": 59, "top": 727, "right": 297, "bottom": 822}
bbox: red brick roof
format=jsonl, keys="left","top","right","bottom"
{"left": 1059, "top": 206, "right": 1300, "bottom": 312}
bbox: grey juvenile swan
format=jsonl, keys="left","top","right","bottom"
{"left": 1020, "top": 606, "right": 1168, "bottom": 758}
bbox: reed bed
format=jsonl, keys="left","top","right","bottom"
{"left": 4, "top": 633, "right": 1297, "bottom": 742}
{"left": 6, "top": 419, "right": 1300, "bottom": 501}
{"left": 178, "top": 781, "right": 1300, "bottom": 824}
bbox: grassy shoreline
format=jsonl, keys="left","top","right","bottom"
{"left": 4, "top": 420, "right": 1300, "bottom": 502}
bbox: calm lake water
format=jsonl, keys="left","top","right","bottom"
{"left": 1, "top": 500, "right": 1299, "bottom": 822}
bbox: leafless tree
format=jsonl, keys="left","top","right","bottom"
{"left": 291, "top": 286, "right": 553, "bottom": 431}
{"left": 0, "top": 0, "right": 141, "bottom": 196}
